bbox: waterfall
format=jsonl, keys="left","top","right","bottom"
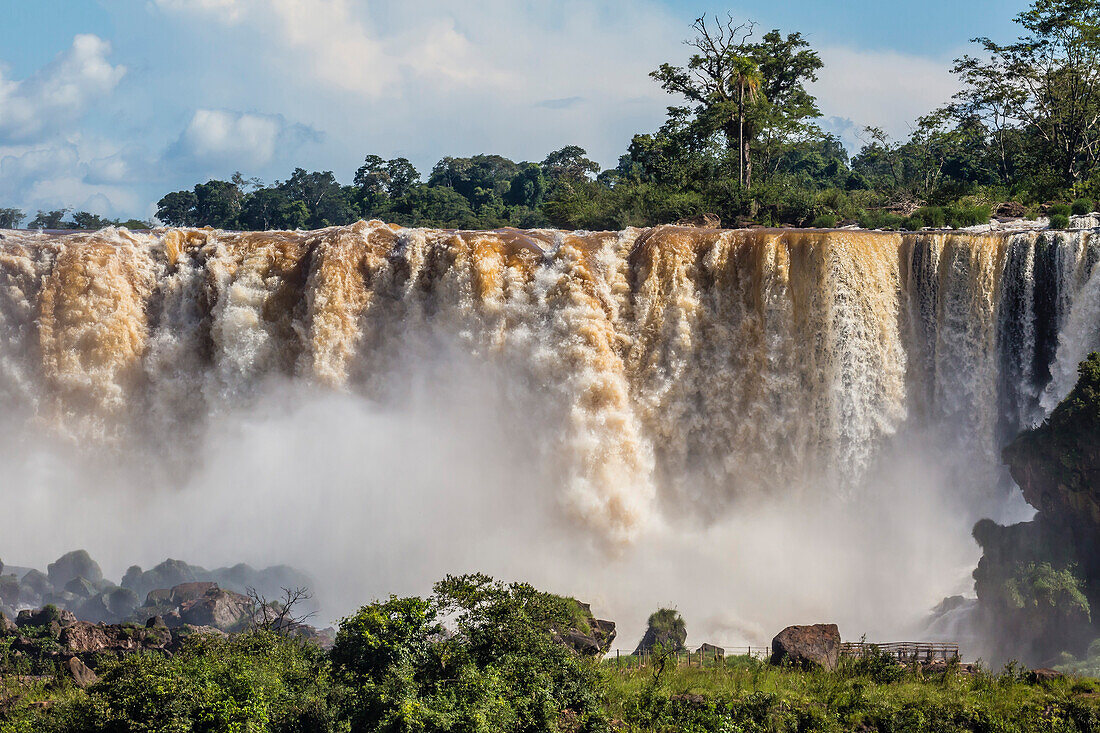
{"left": 0, "top": 222, "right": 1096, "bottom": 544}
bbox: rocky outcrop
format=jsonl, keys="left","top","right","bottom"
{"left": 0, "top": 551, "right": 316, "bottom": 630}
{"left": 47, "top": 551, "right": 103, "bottom": 588}
{"left": 770, "top": 624, "right": 841, "bottom": 670}
{"left": 633, "top": 608, "right": 686, "bottom": 654}
{"left": 178, "top": 586, "right": 252, "bottom": 630}
{"left": 551, "top": 600, "right": 616, "bottom": 657}
{"left": 973, "top": 353, "right": 1100, "bottom": 664}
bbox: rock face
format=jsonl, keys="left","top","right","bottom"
{"left": 770, "top": 624, "right": 841, "bottom": 670}
{"left": 977, "top": 353, "right": 1100, "bottom": 664}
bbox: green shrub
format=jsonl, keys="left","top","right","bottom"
{"left": 902, "top": 216, "right": 923, "bottom": 231}
{"left": 945, "top": 203, "right": 992, "bottom": 228}
{"left": 914, "top": 206, "right": 947, "bottom": 228}
{"left": 1050, "top": 213, "right": 1071, "bottom": 230}
{"left": 1072, "top": 199, "right": 1094, "bottom": 215}
{"left": 1050, "top": 203, "right": 1072, "bottom": 217}
{"left": 811, "top": 213, "right": 837, "bottom": 228}
{"left": 858, "top": 210, "right": 908, "bottom": 230}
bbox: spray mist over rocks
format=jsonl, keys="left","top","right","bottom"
{"left": 0, "top": 221, "right": 1097, "bottom": 645}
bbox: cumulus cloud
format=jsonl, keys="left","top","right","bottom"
{"left": 167, "top": 109, "right": 321, "bottom": 172}
{"left": 810, "top": 46, "right": 959, "bottom": 144}
{"left": 0, "top": 35, "right": 126, "bottom": 144}
{"left": 0, "top": 142, "right": 145, "bottom": 217}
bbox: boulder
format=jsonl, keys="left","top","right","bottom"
{"left": 178, "top": 586, "right": 251, "bottom": 630}
{"left": 994, "top": 201, "right": 1027, "bottom": 219}
{"left": 122, "top": 560, "right": 204, "bottom": 599}
{"left": 19, "top": 569, "right": 52, "bottom": 598}
{"left": 697, "top": 643, "right": 725, "bottom": 657}
{"left": 0, "top": 611, "right": 15, "bottom": 636}
{"left": 770, "top": 624, "right": 841, "bottom": 670}
{"left": 64, "top": 576, "right": 97, "bottom": 599}
{"left": 47, "top": 551, "right": 103, "bottom": 588}
{"left": 77, "top": 588, "right": 139, "bottom": 624}
{"left": 67, "top": 657, "right": 98, "bottom": 688}
{"left": 170, "top": 582, "right": 219, "bottom": 605}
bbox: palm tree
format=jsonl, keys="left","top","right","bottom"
{"left": 730, "top": 56, "right": 763, "bottom": 187}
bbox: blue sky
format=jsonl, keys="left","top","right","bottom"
{"left": 0, "top": 0, "right": 1029, "bottom": 221}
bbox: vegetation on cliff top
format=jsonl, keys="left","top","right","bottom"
{"left": 3, "top": 0, "right": 1099, "bottom": 233}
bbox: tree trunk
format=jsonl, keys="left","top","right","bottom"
{"left": 738, "top": 85, "right": 745, "bottom": 188}
{"left": 742, "top": 131, "right": 753, "bottom": 189}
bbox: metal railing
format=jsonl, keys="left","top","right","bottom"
{"left": 605, "top": 641, "right": 961, "bottom": 669}
{"left": 606, "top": 646, "right": 771, "bottom": 669}
{"left": 840, "top": 642, "right": 960, "bottom": 662}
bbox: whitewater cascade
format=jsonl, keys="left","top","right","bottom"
{"left": 0, "top": 222, "right": 1097, "bottom": 545}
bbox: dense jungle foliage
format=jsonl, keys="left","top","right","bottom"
{"left": 2, "top": 0, "right": 1099, "bottom": 233}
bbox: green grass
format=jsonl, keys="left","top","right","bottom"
{"left": 601, "top": 655, "right": 1100, "bottom": 732}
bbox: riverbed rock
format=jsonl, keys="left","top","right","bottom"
{"left": 770, "top": 624, "right": 841, "bottom": 670}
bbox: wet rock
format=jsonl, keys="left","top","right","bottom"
{"left": 67, "top": 657, "right": 98, "bottom": 688}
{"left": 770, "top": 624, "right": 841, "bottom": 670}
{"left": 47, "top": 551, "right": 103, "bottom": 588}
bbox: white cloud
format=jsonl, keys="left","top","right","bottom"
{"left": 0, "top": 142, "right": 144, "bottom": 217}
{"left": 0, "top": 35, "right": 126, "bottom": 144}
{"left": 167, "top": 109, "right": 321, "bottom": 173}
{"left": 810, "top": 46, "right": 959, "bottom": 144}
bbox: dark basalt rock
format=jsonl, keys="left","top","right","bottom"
{"left": 770, "top": 624, "right": 841, "bottom": 670}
